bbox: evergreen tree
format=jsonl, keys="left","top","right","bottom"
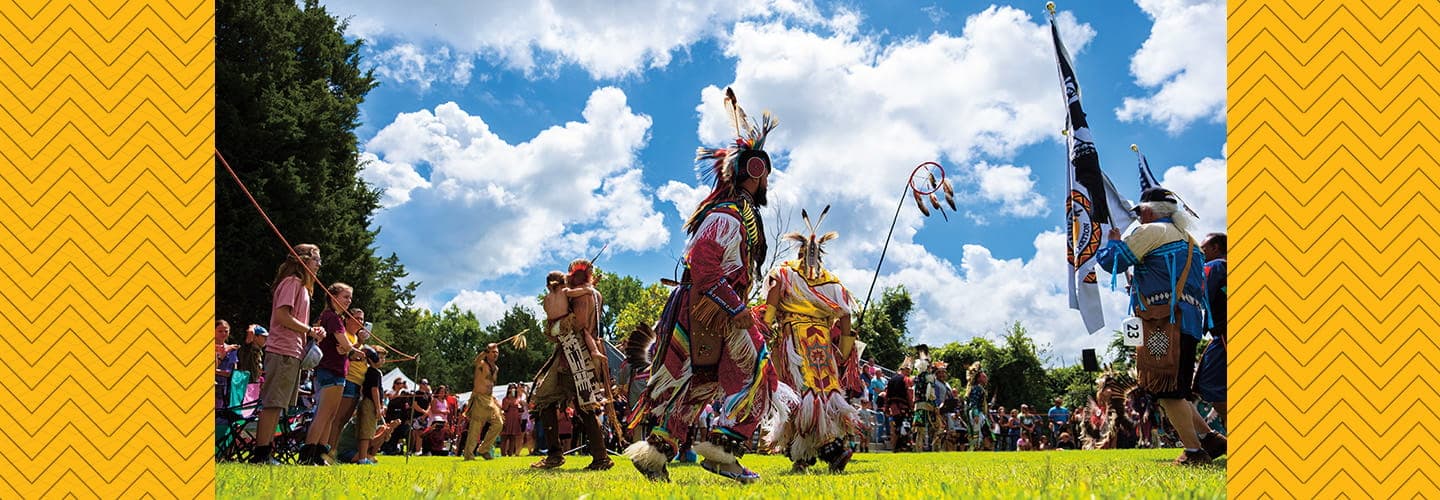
{"left": 216, "top": 0, "right": 396, "bottom": 330}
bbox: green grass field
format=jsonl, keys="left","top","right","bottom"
{"left": 217, "top": 449, "right": 1225, "bottom": 499}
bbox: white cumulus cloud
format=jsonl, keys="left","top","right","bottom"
{"left": 328, "top": 0, "right": 831, "bottom": 79}
{"left": 972, "top": 162, "right": 1049, "bottom": 218}
{"left": 359, "top": 152, "right": 431, "bottom": 207}
{"left": 444, "top": 290, "right": 542, "bottom": 326}
{"left": 1115, "top": 0, "right": 1226, "bottom": 133}
{"left": 363, "top": 87, "right": 669, "bottom": 298}
{"left": 367, "top": 43, "right": 474, "bottom": 90}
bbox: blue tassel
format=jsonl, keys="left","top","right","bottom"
{"left": 1167, "top": 253, "right": 1179, "bottom": 324}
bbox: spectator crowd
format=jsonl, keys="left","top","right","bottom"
{"left": 217, "top": 238, "right": 1227, "bottom": 465}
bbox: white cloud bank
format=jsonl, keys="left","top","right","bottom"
{"left": 1116, "top": 0, "right": 1226, "bottom": 133}
{"left": 359, "top": 87, "right": 669, "bottom": 297}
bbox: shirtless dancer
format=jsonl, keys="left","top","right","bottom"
{"left": 463, "top": 343, "right": 503, "bottom": 460}
{"left": 529, "top": 261, "right": 613, "bottom": 470}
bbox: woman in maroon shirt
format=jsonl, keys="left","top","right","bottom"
{"left": 300, "top": 282, "right": 356, "bottom": 465}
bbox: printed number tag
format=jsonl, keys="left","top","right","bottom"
{"left": 1122, "top": 316, "right": 1143, "bottom": 347}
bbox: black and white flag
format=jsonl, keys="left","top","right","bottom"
{"left": 1052, "top": 11, "right": 1133, "bottom": 335}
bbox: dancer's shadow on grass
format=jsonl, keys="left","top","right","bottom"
{"left": 1149, "top": 457, "right": 1226, "bottom": 469}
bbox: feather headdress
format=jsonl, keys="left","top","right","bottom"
{"left": 965, "top": 361, "right": 984, "bottom": 385}
{"left": 685, "top": 87, "right": 780, "bottom": 234}
{"left": 781, "top": 205, "right": 837, "bottom": 281}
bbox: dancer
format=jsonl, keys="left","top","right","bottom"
{"left": 625, "top": 87, "right": 796, "bottom": 484}
{"left": 530, "top": 262, "right": 613, "bottom": 470}
{"left": 963, "top": 362, "right": 989, "bottom": 452}
{"left": 463, "top": 343, "right": 503, "bottom": 460}
{"left": 1097, "top": 187, "right": 1225, "bottom": 465}
{"left": 761, "top": 206, "right": 862, "bottom": 472}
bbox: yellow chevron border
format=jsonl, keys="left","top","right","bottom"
{"left": 0, "top": 1, "right": 213, "bottom": 498}
{"left": 1230, "top": 0, "right": 1440, "bottom": 497}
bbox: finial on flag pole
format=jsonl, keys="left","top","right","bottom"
{"left": 1047, "top": 2, "right": 1056, "bottom": 15}
{"left": 1130, "top": 144, "right": 1139, "bottom": 152}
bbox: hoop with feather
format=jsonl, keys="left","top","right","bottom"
{"left": 855, "top": 162, "right": 953, "bottom": 331}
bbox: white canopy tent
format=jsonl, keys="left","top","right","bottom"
{"left": 381, "top": 367, "right": 417, "bottom": 393}
{"left": 454, "top": 383, "right": 527, "bottom": 410}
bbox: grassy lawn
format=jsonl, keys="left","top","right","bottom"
{"left": 217, "top": 449, "right": 1225, "bottom": 499}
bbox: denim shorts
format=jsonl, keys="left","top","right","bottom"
{"left": 316, "top": 367, "right": 347, "bottom": 389}
{"left": 342, "top": 380, "right": 361, "bottom": 399}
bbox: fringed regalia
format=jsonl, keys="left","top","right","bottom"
{"left": 624, "top": 87, "right": 796, "bottom": 484}
{"left": 1097, "top": 216, "right": 1210, "bottom": 397}
{"left": 629, "top": 197, "right": 791, "bottom": 441}
{"left": 762, "top": 258, "right": 862, "bottom": 470}
{"left": 962, "top": 363, "right": 989, "bottom": 451}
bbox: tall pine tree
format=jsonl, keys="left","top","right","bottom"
{"left": 216, "top": 0, "right": 406, "bottom": 331}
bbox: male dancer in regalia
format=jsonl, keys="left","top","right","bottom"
{"left": 761, "top": 206, "right": 863, "bottom": 473}
{"left": 530, "top": 261, "right": 612, "bottom": 470}
{"left": 625, "top": 88, "right": 797, "bottom": 483}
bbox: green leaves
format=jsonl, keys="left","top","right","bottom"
{"left": 217, "top": 0, "right": 397, "bottom": 343}
{"left": 856, "top": 285, "right": 914, "bottom": 369}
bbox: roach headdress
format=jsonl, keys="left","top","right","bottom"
{"left": 685, "top": 87, "right": 779, "bottom": 235}
{"left": 781, "top": 205, "right": 837, "bottom": 281}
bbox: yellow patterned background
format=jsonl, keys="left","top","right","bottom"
{"left": 0, "top": 1, "right": 213, "bottom": 498}
{"left": 1229, "top": 0, "right": 1440, "bottom": 497}
{"left": 0, "top": 0, "right": 1435, "bottom": 498}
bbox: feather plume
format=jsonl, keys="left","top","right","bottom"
{"left": 780, "top": 231, "right": 807, "bottom": 243}
{"left": 814, "top": 205, "right": 831, "bottom": 229}
{"left": 801, "top": 208, "right": 813, "bottom": 234}
{"left": 914, "top": 190, "right": 930, "bottom": 217}
{"left": 929, "top": 193, "right": 942, "bottom": 210}
{"left": 724, "top": 87, "right": 754, "bottom": 139}
{"left": 624, "top": 324, "right": 656, "bottom": 374}
{"left": 927, "top": 171, "right": 939, "bottom": 190}
{"left": 818, "top": 231, "right": 839, "bottom": 244}
{"left": 941, "top": 179, "right": 956, "bottom": 210}
{"left": 752, "top": 112, "right": 778, "bottom": 151}
{"left": 503, "top": 329, "right": 530, "bottom": 350}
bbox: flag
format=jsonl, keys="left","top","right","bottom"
{"left": 1052, "top": 10, "right": 1131, "bottom": 335}
{"left": 1134, "top": 143, "right": 1199, "bottom": 219}
{"left": 1135, "top": 146, "right": 1161, "bottom": 192}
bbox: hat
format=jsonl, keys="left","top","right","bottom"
{"left": 1138, "top": 188, "right": 1179, "bottom": 204}
{"left": 252, "top": 325, "right": 268, "bottom": 336}
{"left": 362, "top": 346, "right": 380, "bottom": 364}
{"left": 419, "top": 379, "right": 431, "bottom": 385}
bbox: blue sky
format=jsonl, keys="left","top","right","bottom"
{"left": 325, "top": 0, "right": 1227, "bottom": 364}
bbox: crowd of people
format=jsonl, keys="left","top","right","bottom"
{"left": 213, "top": 243, "right": 641, "bottom": 466}
{"left": 216, "top": 88, "right": 1229, "bottom": 480}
